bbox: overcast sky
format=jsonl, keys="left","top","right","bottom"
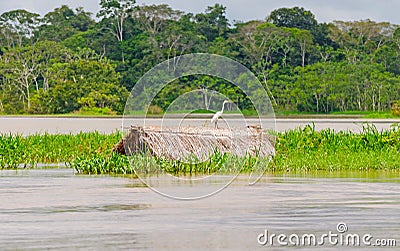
{"left": 0, "top": 0, "right": 399, "bottom": 24}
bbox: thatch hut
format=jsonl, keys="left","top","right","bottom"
{"left": 113, "top": 125, "right": 275, "bottom": 160}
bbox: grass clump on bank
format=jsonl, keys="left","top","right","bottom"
{"left": 275, "top": 110, "right": 399, "bottom": 119}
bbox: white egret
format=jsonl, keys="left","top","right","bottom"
{"left": 211, "top": 100, "right": 230, "bottom": 129}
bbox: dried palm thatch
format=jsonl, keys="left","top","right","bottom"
{"left": 113, "top": 125, "right": 275, "bottom": 160}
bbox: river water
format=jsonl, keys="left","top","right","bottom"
{"left": 1, "top": 169, "right": 399, "bottom": 250}
{"left": 0, "top": 117, "right": 399, "bottom": 135}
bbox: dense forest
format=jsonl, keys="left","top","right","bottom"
{"left": 0, "top": 0, "right": 399, "bottom": 115}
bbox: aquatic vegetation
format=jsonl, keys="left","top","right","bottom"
{"left": 1, "top": 124, "right": 399, "bottom": 174}
{"left": 72, "top": 152, "right": 132, "bottom": 175}
{"left": 274, "top": 123, "right": 400, "bottom": 172}
{"left": 72, "top": 123, "right": 400, "bottom": 175}
{"left": 71, "top": 151, "right": 262, "bottom": 175}
{"left": 0, "top": 131, "right": 121, "bottom": 169}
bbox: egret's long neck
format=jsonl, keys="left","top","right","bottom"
{"left": 221, "top": 102, "right": 226, "bottom": 113}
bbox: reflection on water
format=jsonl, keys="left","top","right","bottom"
{"left": 1, "top": 168, "right": 399, "bottom": 250}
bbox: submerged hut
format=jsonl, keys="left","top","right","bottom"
{"left": 113, "top": 125, "right": 275, "bottom": 160}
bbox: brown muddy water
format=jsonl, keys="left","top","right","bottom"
{"left": 0, "top": 169, "right": 399, "bottom": 250}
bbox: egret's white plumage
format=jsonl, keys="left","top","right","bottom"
{"left": 211, "top": 100, "right": 229, "bottom": 128}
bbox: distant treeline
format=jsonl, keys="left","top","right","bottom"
{"left": 0, "top": 0, "right": 399, "bottom": 114}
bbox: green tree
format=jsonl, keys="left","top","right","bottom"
{"left": 0, "top": 41, "right": 71, "bottom": 112}
{"left": 328, "top": 20, "right": 395, "bottom": 63}
{"left": 38, "top": 5, "right": 95, "bottom": 42}
{"left": 231, "top": 21, "right": 286, "bottom": 105}
{"left": 195, "top": 4, "right": 229, "bottom": 42}
{"left": 0, "top": 10, "right": 41, "bottom": 47}
{"left": 35, "top": 58, "right": 128, "bottom": 114}
{"left": 0, "top": 45, "right": 42, "bottom": 111}
{"left": 291, "top": 28, "right": 314, "bottom": 67}
{"left": 97, "top": 0, "right": 136, "bottom": 62}
{"left": 267, "top": 7, "right": 317, "bottom": 31}
{"left": 134, "top": 4, "right": 182, "bottom": 40}
{"left": 133, "top": 4, "right": 183, "bottom": 63}
{"left": 267, "top": 7, "right": 332, "bottom": 47}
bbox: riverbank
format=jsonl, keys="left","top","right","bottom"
{"left": 1, "top": 124, "right": 399, "bottom": 174}
{"left": 0, "top": 110, "right": 398, "bottom": 119}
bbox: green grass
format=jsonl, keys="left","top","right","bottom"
{"left": 362, "top": 112, "right": 398, "bottom": 119}
{"left": 71, "top": 123, "right": 400, "bottom": 174}
{"left": 72, "top": 152, "right": 132, "bottom": 175}
{"left": 72, "top": 107, "right": 118, "bottom": 116}
{"left": 274, "top": 110, "right": 400, "bottom": 119}
{"left": 0, "top": 132, "right": 121, "bottom": 168}
{"left": 331, "top": 110, "right": 398, "bottom": 119}
{"left": 1, "top": 124, "right": 399, "bottom": 175}
{"left": 71, "top": 151, "right": 267, "bottom": 175}
{"left": 273, "top": 123, "right": 400, "bottom": 172}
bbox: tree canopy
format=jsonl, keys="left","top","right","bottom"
{"left": 0, "top": 4, "right": 399, "bottom": 115}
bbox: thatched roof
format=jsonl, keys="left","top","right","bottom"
{"left": 113, "top": 125, "right": 275, "bottom": 160}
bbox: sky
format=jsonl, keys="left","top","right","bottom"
{"left": 0, "top": 0, "right": 399, "bottom": 25}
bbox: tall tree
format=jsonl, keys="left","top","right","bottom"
{"left": 0, "top": 46, "right": 41, "bottom": 111}
{"left": 97, "top": 0, "right": 136, "bottom": 62}
{"left": 133, "top": 4, "right": 183, "bottom": 62}
{"left": 328, "top": 20, "right": 395, "bottom": 63}
{"left": 231, "top": 21, "right": 284, "bottom": 105}
{"left": 267, "top": 7, "right": 329, "bottom": 46}
{"left": 134, "top": 4, "right": 182, "bottom": 36}
{"left": 195, "top": 4, "right": 229, "bottom": 41}
{"left": 0, "top": 41, "right": 71, "bottom": 111}
{"left": 267, "top": 7, "right": 318, "bottom": 31}
{"left": 38, "top": 58, "right": 128, "bottom": 114}
{"left": 291, "top": 28, "right": 314, "bottom": 67}
{"left": 0, "top": 10, "right": 41, "bottom": 47}
{"left": 38, "top": 5, "right": 94, "bottom": 42}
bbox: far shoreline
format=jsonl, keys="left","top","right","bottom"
{"left": 0, "top": 112, "right": 399, "bottom": 120}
